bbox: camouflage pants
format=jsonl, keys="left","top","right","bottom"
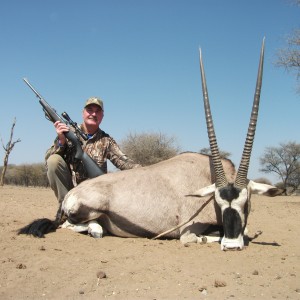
{"left": 46, "top": 154, "right": 74, "bottom": 203}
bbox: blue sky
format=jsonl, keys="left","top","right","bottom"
{"left": 0, "top": 0, "right": 299, "bottom": 184}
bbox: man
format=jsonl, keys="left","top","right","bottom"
{"left": 45, "top": 97, "right": 141, "bottom": 203}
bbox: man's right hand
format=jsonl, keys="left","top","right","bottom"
{"left": 54, "top": 121, "right": 69, "bottom": 146}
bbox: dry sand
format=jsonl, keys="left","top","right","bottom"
{"left": 0, "top": 185, "right": 299, "bottom": 299}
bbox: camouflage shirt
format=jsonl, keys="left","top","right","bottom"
{"left": 45, "top": 125, "right": 140, "bottom": 184}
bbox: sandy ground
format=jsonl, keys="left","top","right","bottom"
{"left": 0, "top": 185, "right": 299, "bottom": 300}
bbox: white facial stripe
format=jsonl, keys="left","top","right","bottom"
{"left": 214, "top": 189, "right": 230, "bottom": 212}
{"left": 233, "top": 189, "right": 248, "bottom": 212}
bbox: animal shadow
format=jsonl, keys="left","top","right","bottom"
{"left": 246, "top": 231, "right": 281, "bottom": 247}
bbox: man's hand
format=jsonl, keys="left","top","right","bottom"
{"left": 54, "top": 121, "right": 69, "bottom": 146}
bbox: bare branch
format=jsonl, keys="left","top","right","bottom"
{"left": 0, "top": 118, "right": 21, "bottom": 186}
{"left": 274, "top": 1, "right": 300, "bottom": 93}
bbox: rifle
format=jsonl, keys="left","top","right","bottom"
{"left": 23, "top": 78, "right": 104, "bottom": 178}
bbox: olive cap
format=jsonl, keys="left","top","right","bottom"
{"left": 84, "top": 97, "right": 104, "bottom": 110}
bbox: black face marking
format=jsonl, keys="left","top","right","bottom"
{"left": 219, "top": 183, "right": 240, "bottom": 202}
{"left": 223, "top": 207, "right": 242, "bottom": 239}
{"left": 242, "top": 200, "right": 250, "bottom": 234}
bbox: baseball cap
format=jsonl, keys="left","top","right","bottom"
{"left": 84, "top": 97, "right": 104, "bottom": 110}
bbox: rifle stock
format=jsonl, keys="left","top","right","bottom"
{"left": 23, "top": 78, "right": 104, "bottom": 178}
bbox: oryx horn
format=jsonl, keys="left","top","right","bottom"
{"left": 199, "top": 48, "right": 228, "bottom": 188}
{"left": 234, "top": 38, "right": 265, "bottom": 189}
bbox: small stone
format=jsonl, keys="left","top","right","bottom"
{"left": 252, "top": 270, "right": 259, "bottom": 275}
{"left": 200, "top": 289, "right": 207, "bottom": 295}
{"left": 16, "top": 263, "right": 26, "bottom": 269}
{"left": 199, "top": 287, "right": 207, "bottom": 295}
{"left": 97, "top": 271, "right": 107, "bottom": 279}
{"left": 96, "top": 270, "right": 107, "bottom": 286}
{"left": 214, "top": 280, "right": 226, "bottom": 287}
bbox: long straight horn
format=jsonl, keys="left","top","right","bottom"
{"left": 199, "top": 48, "right": 228, "bottom": 188}
{"left": 234, "top": 38, "right": 265, "bottom": 189}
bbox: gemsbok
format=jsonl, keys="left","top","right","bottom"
{"left": 19, "top": 38, "right": 284, "bottom": 250}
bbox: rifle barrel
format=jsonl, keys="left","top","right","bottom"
{"left": 23, "top": 78, "right": 44, "bottom": 100}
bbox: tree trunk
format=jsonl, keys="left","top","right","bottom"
{"left": 0, "top": 118, "right": 21, "bottom": 186}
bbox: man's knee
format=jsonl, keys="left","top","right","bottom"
{"left": 47, "top": 154, "right": 66, "bottom": 172}
{"left": 46, "top": 154, "right": 71, "bottom": 184}
{"left": 46, "top": 154, "right": 73, "bottom": 201}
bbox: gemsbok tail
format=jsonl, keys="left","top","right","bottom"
{"left": 18, "top": 218, "right": 58, "bottom": 238}
{"left": 18, "top": 203, "right": 64, "bottom": 237}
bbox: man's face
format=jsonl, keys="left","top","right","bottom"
{"left": 83, "top": 104, "right": 104, "bottom": 128}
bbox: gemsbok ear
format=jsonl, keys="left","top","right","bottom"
{"left": 187, "top": 183, "right": 216, "bottom": 197}
{"left": 248, "top": 181, "right": 284, "bottom": 196}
